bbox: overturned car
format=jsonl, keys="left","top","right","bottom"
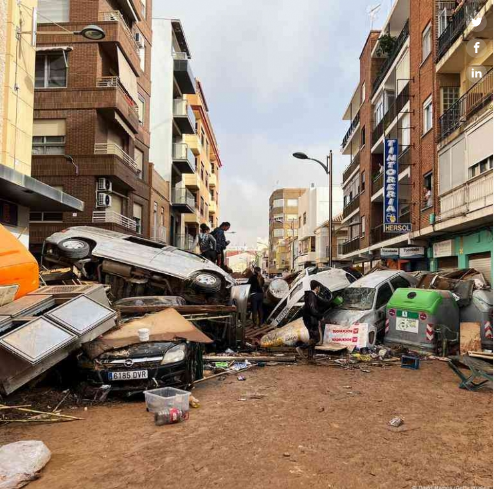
{"left": 42, "top": 227, "right": 236, "bottom": 305}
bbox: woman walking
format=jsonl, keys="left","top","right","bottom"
{"left": 248, "top": 266, "right": 265, "bottom": 327}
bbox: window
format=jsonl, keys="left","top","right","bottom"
{"left": 361, "top": 215, "right": 366, "bottom": 237}
{"left": 200, "top": 197, "right": 205, "bottom": 216}
{"left": 273, "top": 228, "right": 284, "bottom": 238}
{"left": 375, "top": 282, "right": 394, "bottom": 309}
{"left": 303, "top": 212, "right": 307, "bottom": 225}
{"left": 286, "top": 198, "right": 298, "bottom": 207}
{"left": 30, "top": 211, "right": 63, "bottom": 222}
{"left": 469, "top": 156, "right": 493, "bottom": 179}
{"left": 35, "top": 53, "right": 67, "bottom": 88}
{"left": 310, "top": 236, "right": 316, "bottom": 252}
{"left": 286, "top": 214, "right": 298, "bottom": 221}
{"left": 361, "top": 171, "right": 366, "bottom": 192}
{"left": 210, "top": 189, "right": 215, "bottom": 201}
{"left": 272, "top": 198, "right": 284, "bottom": 208}
{"left": 134, "top": 148, "right": 144, "bottom": 179}
{"left": 161, "top": 207, "right": 165, "bottom": 227}
{"left": 374, "top": 99, "right": 384, "bottom": 127}
{"left": 423, "top": 172, "right": 433, "bottom": 209}
{"left": 38, "top": 0, "right": 69, "bottom": 23}
{"left": 201, "top": 163, "right": 205, "bottom": 181}
{"left": 423, "top": 96, "right": 433, "bottom": 134}
{"left": 422, "top": 23, "right": 432, "bottom": 61}
{"left": 360, "top": 126, "right": 366, "bottom": 147}
{"left": 361, "top": 82, "right": 366, "bottom": 104}
{"left": 201, "top": 129, "right": 206, "bottom": 147}
{"left": 139, "top": 43, "right": 146, "bottom": 71}
{"left": 273, "top": 213, "right": 284, "bottom": 221}
{"left": 138, "top": 95, "right": 145, "bottom": 125}
{"left": 141, "top": 0, "right": 147, "bottom": 18}
{"left": 391, "top": 275, "right": 412, "bottom": 290}
{"left": 32, "top": 136, "right": 65, "bottom": 155}
{"left": 133, "top": 203, "right": 143, "bottom": 234}
{"left": 211, "top": 164, "right": 215, "bottom": 174}
{"left": 442, "top": 86, "right": 460, "bottom": 113}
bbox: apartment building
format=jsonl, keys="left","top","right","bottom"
{"left": 150, "top": 20, "right": 221, "bottom": 250}
{"left": 268, "top": 188, "right": 305, "bottom": 275}
{"left": 0, "top": 0, "right": 82, "bottom": 248}
{"left": 29, "top": 0, "right": 152, "bottom": 254}
{"left": 314, "top": 214, "right": 349, "bottom": 267}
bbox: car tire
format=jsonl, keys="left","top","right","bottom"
{"left": 191, "top": 272, "right": 222, "bottom": 294}
{"left": 58, "top": 239, "right": 91, "bottom": 260}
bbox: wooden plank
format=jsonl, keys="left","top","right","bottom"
{"left": 460, "top": 322, "right": 482, "bottom": 354}
{"left": 468, "top": 351, "right": 493, "bottom": 360}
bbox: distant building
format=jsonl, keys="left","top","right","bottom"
{"left": 225, "top": 249, "right": 257, "bottom": 273}
{"left": 314, "top": 213, "right": 348, "bottom": 267}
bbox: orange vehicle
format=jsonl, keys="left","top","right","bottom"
{"left": 0, "top": 224, "right": 39, "bottom": 299}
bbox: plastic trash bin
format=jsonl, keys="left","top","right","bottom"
{"left": 460, "top": 289, "right": 493, "bottom": 350}
{"left": 385, "top": 288, "right": 459, "bottom": 353}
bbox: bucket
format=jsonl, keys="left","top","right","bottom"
{"left": 138, "top": 328, "right": 150, "bottom": 342}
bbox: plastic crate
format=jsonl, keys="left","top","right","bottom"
{"left": 144, "top": 387, "right": 191, "bottom": 415}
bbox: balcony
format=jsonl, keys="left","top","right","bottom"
{"left": 209, "top": 173, "right": 217, "bottom": 187}
{"left": 342, "top": 237, "right": 361, "bottom": 255}
{"left": 209, "top": 201, "right": 217, "bottom": 214}
{"left": 343, "top": 196, "right": 360, "bottom": 219}
{"left": 371, "top": 147, "right": 411, "bottom": 195}
{"left": 372, "top": 20, "right": 410, "bottom": 95}
{"left": 184, "top": 172, "right": 201, "bottom": 190}
{"left": 173, "top": 99, "right": 195, "bottom": 134}
{"left": 372, "top": 82, "right": 410, "bottom": 145}
{"left": 437, "top": 0, "right": 488, "bottom": 61}
{"left": 152, "top": 226, "right": 167, "bottom": 244}
{"left": 341, "top": 111, "right": 360, "bottom": 150}
{"left": 175, "top": 234, "right": 195, "bottom": 251}
{"left": 96, "top": 76, "right": 140, "bottom": 131}
{"left": 372, "top": 172, "right": 383, "bottom": 196}
{"left": 173, "top": 52, "right": 196, "bottom": 95}
{"left": 439, "top": 170, "right": 493, "bottom": 221}
{"left": 171, "top": 188, "right": 196, "bottom": 214}
{"left": 371, "top": 224, "right": 398, "bottom": 245}
{"left": 92, "top": 210, "right": 137, "bottom": 232}
{"left": 172, "top": 143, "right": 195, "bottom": 174}
{"left": 94, "top": 143, "right": 140, "bottom": 174}
{"left": 99, "top": 11, "right": 140, "bottom": 54}
{"left": 342, "top": 151, "right": 360, "bottom": 185}
{"left": 438, "top": 69, "right": 493, "bottom": 141}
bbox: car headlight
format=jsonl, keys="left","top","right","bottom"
{"left": 161, "top": 344, "right": 186, "bottom": 365}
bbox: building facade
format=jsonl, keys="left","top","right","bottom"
{"left": 314, "top": 214, "right": 349, "bottom": 267}
{"left": 339, "top": 0, "right": 492, "bottom": 279}
{"left": 268, "top": 188, "right": 305, "bottom": 275}
{"left": 29, "top": 0, "right": 152, "bottom": 254}
{"left": 0, "top": 0, "right": 82, "bottom": 248}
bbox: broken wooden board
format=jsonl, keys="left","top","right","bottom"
{"left": 460, "top": 322, "right": 482, "bottom": 354}
{"left": 315, "top": 343, "right": 348, "bottom": 353}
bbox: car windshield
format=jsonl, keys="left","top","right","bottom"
{"left": 340, "top": 287, "right": 375, "bottom": 310}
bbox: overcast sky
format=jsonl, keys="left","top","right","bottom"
{"left": 154, "top": 0, "right": 389, "bottom": 247}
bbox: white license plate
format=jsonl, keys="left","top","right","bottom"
{"left": 396, "top": 317, "right": 419, "bottom": 334}
{"left": 108, "top": 370, "right": 149, "bottom": 381}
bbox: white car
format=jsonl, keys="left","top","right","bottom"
{"left": 266, "top": 267, "right": 361, "bottom": 328}
{"left": 323, "top": 270, "right": 418, "bottom": 334}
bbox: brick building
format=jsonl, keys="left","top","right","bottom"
{"left": 29, "top": 0, "right": 153, "bottom": 254}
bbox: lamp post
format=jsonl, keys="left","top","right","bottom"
{"left": 293, "top": 151, "right": 333, "bottom": 268}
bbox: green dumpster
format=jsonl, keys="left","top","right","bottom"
{"left": 385, "top": 288, "right": 459, "bottom": 352}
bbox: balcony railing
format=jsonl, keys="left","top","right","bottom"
{"left": 173, "top": 51, "right": 189, "bottom": 60}
{"left": 173, "top": 99, "right": 195, "bottom": 121}
{"left": 438, "top": 69, "right": 493, "bottom": 141}
{"left": 342, "top": 151, "right": 360, "bottom": 184}
{"left": 436, "top": 0, "right": 488, "bottom": 61}
{"left": 342, "top": 237, "right": 360, "bottom": 255}
{"left": 439, "top": 170, "right": 493, "bottom": 221}
{"left": 372, "top": 20, "right": 410, "bottom": 95}
{"left": 372, "top": 172, "right": 384, "bottom": 195}
{"left": 93, "top": 210, "right": 137, "bottom": 231}
{"left": 341, "top": 111, "right": 360, "bottom": 149}
{"left": 343, "top": 195, "right": 360, "bottom": 219}
{"left": 152, "top": 226, "right": 167, "bottom": 244}
{"left": 96, "top": 76, "right": 139, "bottom": 116}
{"left": 371, "top": 147, "right": 411, "bottom": 195}
{"left": 172, "top": 188, "right": 196, "bottom": 208}
{"left": 94, "top": 143, "right": 140, "bottom": 173}
{"left": 99, "top": 10, "right": 139, "bottom": 53}
{"left": 175, "top": 233, "right": 195, "bottom": 251}
{"left": 372, "top": 82, "right": 410, "bottom": 144}
{"left": 371, "top": 224, "right": 398, "bottom": 245}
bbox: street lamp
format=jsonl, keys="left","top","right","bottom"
{"left": 293, "top": 150, "right": 333, "bottom": 268}
{"left": 22, "top": 24, "right": 106, "bottom": 42}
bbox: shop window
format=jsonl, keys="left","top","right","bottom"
{"left": 35, "top": 53, "right": 67, "bottom": 88}
{"left": 32, "top": 136, "right": 65, "bottom": 155}
{"left": 423, "top": 172, "right": 433, "bottom": 209}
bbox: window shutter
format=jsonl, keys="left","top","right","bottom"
{"left": 33, "top": 119, "right": 66, "bottom": 137}
{"left": 38, "top": 0, "right": 70, "bottom": 23}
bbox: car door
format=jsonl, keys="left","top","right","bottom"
{"left": 373, "top": 281, "right": 394, "bottom": 330}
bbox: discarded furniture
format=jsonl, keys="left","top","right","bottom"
{"left": 448, "top": 355, "right": 493, "bottom": 391}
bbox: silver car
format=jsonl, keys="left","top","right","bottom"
{"left": 324, "top": 270, "right": 418, "bottom": 334}
{"left": 42, "top": 227, "right": 236, "bottom": 305}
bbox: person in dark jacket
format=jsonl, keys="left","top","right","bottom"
{"left": 248, "top": 266, "right": 265, "bottom": 327}
{"left": 211, "top": 222, "right": 231, "bottom": 268}
{"left": 194, "top": 223, "right": 217, "bottom": 262}
{"left": 299, "top": 280, "right": 332, "bottom": 362}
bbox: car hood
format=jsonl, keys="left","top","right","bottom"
{"left": 98, "top": 342, "right": 180, "bottom": 360}
{"left": 324, "top": 308, "right": 372, "bottom": 325}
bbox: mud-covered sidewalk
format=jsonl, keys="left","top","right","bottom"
{"left": 1, "top": 361, "right": 492, "bottom": 489}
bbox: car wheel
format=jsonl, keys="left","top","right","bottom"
{"left": 191, "top": 272, "right": 222, "bottom": 294}
{"left": 58, "top": 239, "right": 91, "bottom": 259}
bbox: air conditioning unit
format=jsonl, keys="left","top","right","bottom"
{"left": 97, "top": 177, "right": 112, "bottom": 192}
{"left": 135, "top": 32, "right": 145, "bottom": 48}
{"left": 97, "top": 193, "right": 112, "bottom": 208}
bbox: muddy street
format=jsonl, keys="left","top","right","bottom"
{"left": 1, "top": 361, "right": 492, "bottom": 489}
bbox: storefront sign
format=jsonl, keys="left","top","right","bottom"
{"left": 433, "top": 240, "right": 454, "bottom": 258}
{"left": 399, "top": 247, "right": 425, "bottom": 259}
{"left": 381, "top": 248, "right": 399, "bottom": 259}
{"left": 0, "top": 200, "right": 18, "bottom": 227}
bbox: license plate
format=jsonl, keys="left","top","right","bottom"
{"left": 396, "top": 317, "right": 419, "bottom": 334}
{"left": 108, "top": 370, "right": 148, "bottom": 381}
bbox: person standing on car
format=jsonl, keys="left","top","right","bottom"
{"left": 194, "top": 223, "right": 217, "bottom": 262}
{"left": 211, "top": 222, "right": 230, "bottom": 268}
{"left": 248, "top": 266, "right": 265, "bottom": 327}
{"left": 299, "top": 280, "right": 332, "bottom": 363}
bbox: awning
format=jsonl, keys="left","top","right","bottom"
{"left": 0, "top": 165, "right": 84, "bottom": 212}
{"left": 117, "top": 46, "right": 139, "bottom": 105}
{"left": 36, "top": 46, "right": 73, "bottom": 52}
{"left": 115, "top": 113, "right": 135, "bottom": 139}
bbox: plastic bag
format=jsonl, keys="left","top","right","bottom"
{"left": 260, "top": 318, "right": 310, "bottom": 348}
{"left": 0, "top": 441, "right": 51, "bottom": 489}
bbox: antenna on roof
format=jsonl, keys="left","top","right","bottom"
{"left": 367, "top": 3, "right": 382, "bottom": 30}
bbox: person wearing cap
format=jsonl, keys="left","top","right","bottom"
{"left": 298, "top": 280, "right": 332, "bottom": 363}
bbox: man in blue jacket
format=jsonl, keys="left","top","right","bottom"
{"left": 211, "top": 222, "right": 231, "bottom": 268}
